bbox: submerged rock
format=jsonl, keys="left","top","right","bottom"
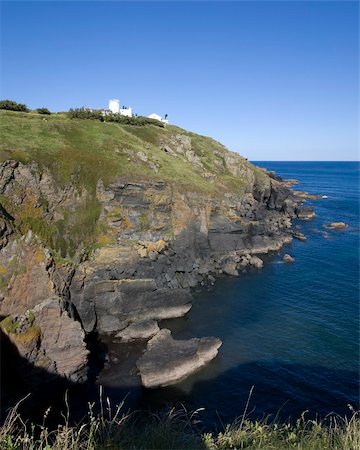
{"left": 115, "top": 320, "right": 160, "bottom": 342}
{"left": 136, "top": 329, "right": 222, "bottom": 388}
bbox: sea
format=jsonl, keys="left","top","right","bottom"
{"left": 98, "top": 161, "right": 359, "bottom": 428}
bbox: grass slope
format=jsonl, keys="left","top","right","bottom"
{"left": 0, "top": 110, "right": 258, "bottom": 195}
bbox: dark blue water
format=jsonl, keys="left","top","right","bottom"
{"left": 102, "top": 162, "right": 359, "bottom": 426}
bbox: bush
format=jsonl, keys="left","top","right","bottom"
{"left": 36, "top": 107, "right": 51, "bottom": 115}
{"left": 67, "top": 108, "right": 164, "bottom": 127}
{"left": 0, "top": 100, "right": 29, "bottom": 112}
{"left": 104, "top": 113, "right": 164, "bottom": 127}
{"left": 67, "top": 108, "right": 104, "bottom": 121}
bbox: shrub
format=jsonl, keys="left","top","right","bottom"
{"left": 67, "top": 108, "right": 164, "bottom": 127}
{"left": 104, "top": 113, "right": 164, "bottom": 127}
{"left": 0, "top": 100, "right": 29, "bottom": 112}
{"left": 36, "top": 107, "right": 51, "bottom": 115}
{"left": 67, "top": 108, "right": 104, "bottom": 121}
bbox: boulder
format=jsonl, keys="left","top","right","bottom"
{"left": 296, "top": 207, "right": 315, "bottom": 220}
{"left": 222, "top": 261, "right": 239, "bottom": 276}
{"left": 115, "top": 320, "right": 160, "bottom": 342}
{"left": 136, "top": 329, "right": 222, "bottom": 388}
{"left": 283, "top": 254, "right": 295, "bottom": 263}
{"left": 249, "top": 255, "right": 264, "bottom": 269}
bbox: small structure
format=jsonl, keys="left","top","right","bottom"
{"left": 108, "top": 99, "right": 133, "bottom": 117}
{"left": 148, "top": 113, "right": 169, "bottom": 124}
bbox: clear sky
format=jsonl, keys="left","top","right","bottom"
{"left": 1, "top": 1, "right": 358, "bottom": 161}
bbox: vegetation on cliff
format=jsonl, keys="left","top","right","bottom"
{"left": 0, "top": 109, "right": 267, "bottom": 260}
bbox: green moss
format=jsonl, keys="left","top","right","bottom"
{"left": 0, "top": 316, "right": 20, "bottom": 334}
{"left": 137, "top": 212, "right": 150, "bottom": 231}
{"left": 14, "top": 324, "right": 41, "bottom": 346}
{"left": 27, "top": 310, "right": 35, "bottom": 324}
{"left": 0, "top": 277, "right": 6, "bottom": 289}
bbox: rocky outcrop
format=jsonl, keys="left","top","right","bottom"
{"left": 0, "top": 296, "right": 88, "bottom": 382}
{"left": 296, "top": 206, "right": 315, "bottom": 220}
{"left": 136, "top": 329, "right": 222, "bottom": 388}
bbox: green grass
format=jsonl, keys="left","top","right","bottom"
{"left": 0, "top": 110, "right": 258, "bottom": 195}
{"left": 1, "top": 395, "right": 358, "bottom": 450}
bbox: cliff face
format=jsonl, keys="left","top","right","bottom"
{"left": 0, "top": 111, "right": 307, "bottom": 385}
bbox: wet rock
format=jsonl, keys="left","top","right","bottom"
{"left": 292, "top": 231, "right": 307, "bottom": 241}
{"left": 208, "top": 274, "right": 216, "bottom": 283}
{"left": 283, "top": 254, "right": 295, "bottom": 263}
{"left": 296, "top": 207, "right": 315, "bottom": 220}
{"left": 136, "top": 329, "right": 222, "bottom": 388}
{"left": 115, "top": 320, "right": 160, "bottom": 342}
{"left": 328, "top": 222, "right": 347, "bottom": 230}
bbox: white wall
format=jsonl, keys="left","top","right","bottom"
{"left": 120, "top": 107, "right": 133, "bottom": 117}
{"left": 109, "top": 99, "right": 120, "bottom": 114}
{"left": 148, "top": 113, "right": 162, "bottom": 121}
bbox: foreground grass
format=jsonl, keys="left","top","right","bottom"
{"left": 1, "top": 396, "right": 358, "bottom": 450}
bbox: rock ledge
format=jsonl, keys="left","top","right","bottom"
{"left": 136, "top": 329, "right": 222, "bottom": 388}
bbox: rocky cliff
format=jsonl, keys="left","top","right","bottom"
{"left": 0, "top": 110, "right": 310, "bottom": 387}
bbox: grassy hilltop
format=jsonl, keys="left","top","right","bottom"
{"left": 0, "top": 110, "right": 264, "bottom": 196}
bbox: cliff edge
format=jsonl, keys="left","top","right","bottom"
{"left": 0, "top": 110, "right": 310, "bottom": 387}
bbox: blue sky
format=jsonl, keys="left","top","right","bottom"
{"left": 1, "top": 1, "right": 358, "bottom": 161}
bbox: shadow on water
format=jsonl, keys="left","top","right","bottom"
{"left": 138, "top": 360, "right": 359, "bottom": 431}
{"left": 2, "top": 327, "right": 358, "bottom": 431}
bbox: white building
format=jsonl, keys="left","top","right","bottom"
{"left": 119, "top": 106, "right": 133, "bottom": 117}
{"left": 108, "top": 99, "right": 133, "bottom": 117}
{"left": 109, "top": 99, "right": 120, "bottom": 114}
{"left": 148, "top": 113, "right": 169, "bottom": 124}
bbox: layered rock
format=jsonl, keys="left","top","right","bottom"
{"left": 136, "top": 329, "right": 222, "bottom": 388}
{"left": 115, "top": 320, "right": 160, "bottom": 342}
{"left": 0, "top": 296, "right": 88, "bottom": 382}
